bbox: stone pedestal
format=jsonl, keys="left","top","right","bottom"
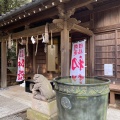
{"left": 27, "top": 109, "right": 58, "bottom": 120}
{"left": 32, "top": 98, "right": 57, "bottom": 116}
{"left": 27, "top": 98, "right": 58, "bottom": 120}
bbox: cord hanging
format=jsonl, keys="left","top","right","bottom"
{"left": 35, "top": 35, "right": 39, "bottom": 56}
{"left": 16, "top": 39, "right": 18, "bottom": 56}
{"left": 42, "top": 23, "right": 49, "bottom": 43}
{"left": 26, "top": 37, "right": 29, "bottom": 56}
{"left": 51, "top": 30, "right": 53, "bottom": 48}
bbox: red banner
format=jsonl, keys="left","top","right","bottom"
{"left": 70, "top": 41, "right": 85, "bottom": 84}
{"left": 16, "top": 48, "right": 25, "bottom": 82}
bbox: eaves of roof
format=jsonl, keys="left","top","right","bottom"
{"left": 0, "top": 0, "right": 49, "bottom": 22}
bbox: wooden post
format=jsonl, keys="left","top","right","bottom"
{"left": 1, "top": 41, "right": 7, "bottom": 88}
{"left": 115, "top": 30, "right": 118, "bottom": 80}
{"left": 89, "top": 12, "right": 94, "bottom": 77}
{"left": 89, "top": 34, "right": 94, "bottom": 76}
{"left": 61, "top": 21, "right": 70, "bottom": 77}
{"left": 54, "top": 5, "right": 77, "bottom": 77}
{"left": 33, "top": 44, "right": 36, "bottom": 74}
{"left": 110, "top": 91, "right": 115, "bottom": 105}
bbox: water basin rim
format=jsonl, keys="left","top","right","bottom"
{"left": 53, "top": 76, "right": 111, "bottom": 86}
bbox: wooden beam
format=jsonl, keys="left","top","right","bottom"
{"left": 2, "top": 23, "right": 61, "bottom": 40}
{"left": 1, "top": 41, "right": 7, "bottom": 88}
{"left": 66, "top": 0, "right": 95, "bottom": 10}
{"left": 1, "top": 22, "right": 92, "bottom": 41}
{"left": 80, "top": 21, "right": 90, "bottom": 28}
{"left": 86, "top": 4, "right": 93, "bottom": 10}
{"left": 72, "top": 24, "right": 93, "bottom": 36}
{"left": 94, "top": 23, "right": 120, "bottom": 33}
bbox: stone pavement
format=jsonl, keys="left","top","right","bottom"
{"left": 1, "top": 107, "right": 120, "bottom": 120}
{"left": 0, "top": 95, "right": 29, "bottom": 119}
{"left": 107, "top": 108, "right": 120, "bottom": 120}
{"left": 0, "top": 112, "right": 26, "bottom": 120}
{"left": 0, "top": 85, "right": 119, "bottom": 120}
{"left": 0, "top": 85, "right": 32, "bottom": 107}
{"left": 0, "top": 86, "right": 31, "bottom": 120}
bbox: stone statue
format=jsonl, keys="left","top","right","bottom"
{"left": 32, "top": 74, "right": 56, "bottom": 101}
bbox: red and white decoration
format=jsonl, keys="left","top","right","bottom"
{"left": 70, "top": 41, "right": 86, "bottom": 84}
{"left": 16, "top": 48, "right": 25, "bottom": 82}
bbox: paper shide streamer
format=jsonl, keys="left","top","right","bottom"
{"left": 35, "top": 35, "right": 39, "bottom": 56}
{"left": 42, "top": 23, "right": 49, "bottom": 43}
{"left": 8, "top": 34, "right": 12, "bottom": 49}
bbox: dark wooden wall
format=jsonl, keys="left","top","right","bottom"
{"left": 35, "top": 40, "right": 60, "bottom": 80}
{"left": 94, "top": 31, "right": 116, "bottom": 80}
{"left": 94, "top": 7, "right": 120, "bottom": 29}
{"left": 36, "top": 41, "right": 47, "bottom": 74}
{"left": 26, "top": 44, "right": 33, "bottom": 74}
{"left": 94, "top": 6, "right": 120, "bottom": 81}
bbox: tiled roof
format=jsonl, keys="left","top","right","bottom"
{"left": 0, "top": 0, "right": 48, "bottom": 22}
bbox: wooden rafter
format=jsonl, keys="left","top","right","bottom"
{"left": 86, "top": 4, "right": 93, "bottom": 10}
{"left": 80, "top": 21, "right": 90, "bottom": 28}
{"left": 72, "top": 24, "right": 93, "bottom": 36}
{"left": 66, "top": 0, "right": 95, "bottom": 10}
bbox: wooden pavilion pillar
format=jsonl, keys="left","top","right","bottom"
{"left": 1, "top": 41, "right": 7, "bottom": 88}
{"left": 54, "top": 4, "right": 93, "bottom": 77}
{"left": 53, "top": 5, "right": 77, "bottom": 77}
{"left": 60, "top": 20, "right": 70, "bottom": 76}
{"left": 53, "top": 19, "right": 71, "bottom": 77}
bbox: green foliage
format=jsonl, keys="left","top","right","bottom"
{"left": 7, "top": 41, "right": 17, "bottom": 67}
{"left": 0, "top": 0, "right": 31, "bottom": 14}
{"left": 7, "top": 42, "right": 16, "bottom": 60}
